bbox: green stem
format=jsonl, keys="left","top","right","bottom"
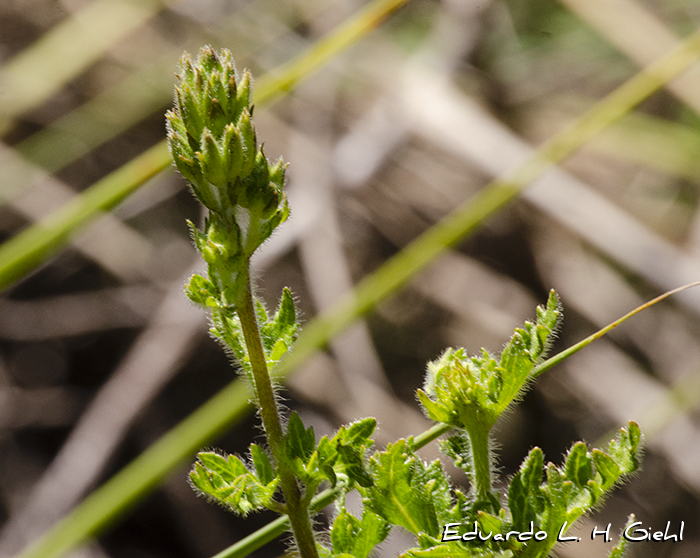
{"left": 236, "top": 264, "right": 319, "bottom": 558}
{"left": 410, "top": 422, "right": 452, "bottom": 449}
{"left": 465, "top": 424, "right": 493, "bottom": 504}
{"left": 236, "top": 266, "right": 283, "bottom": 446}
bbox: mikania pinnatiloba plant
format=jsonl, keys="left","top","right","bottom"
{"left": 166, "top": 46, "right": 642, "bottom": 558}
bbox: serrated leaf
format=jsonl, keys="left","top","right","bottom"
{"left": 190, "top": 462, "right": 215, "bottom": 494}
{"left": 508, "top": 447, "right": 545, "bottom": 531}
{"left": 330, "top": 507, "right": 389, "bottom": 558}
{"left": 540, "top": 463, "right": 570, "bottom": 536}
{"left": 190, "top": 449, "right": 279, "bottom": 516}
{"left": 354, "top": 509, "right": 390, "bottom": 558}
{"left": 608, "top": 515, "right": 635, "bottom": 558}
{"left": 227, "top": 454, "right": 249, "bottom": 477}
{"left": 286, "top": 412, "right": 315, "bottom": 463}
{"left": 198, "top": 452, "right": 238, "bottom": 483}
{"left": 440, "top": 433, "right": 472, "bottom": 477}
{"left": 496, "top": 331, "right": 535, "bottom": 412}
{"left": 366, "top": 440, "right": 440, "bottom": 537}
{"left": 477, "top": 511, "right": 502, "bottom": 535}
{"left": 185, "top": 274, "right": 214, "bottom": 306}
{"left": 331, "top": 508, "right": 361, "bottom": 555}
{"left": 608, "top": 422, "right": 643, "bottom": 475}
{"left": 416, "top": 460, "right": 452, "bottom": 525}
{"left": 337, "top": 443, "right": 373, "bottom": 488}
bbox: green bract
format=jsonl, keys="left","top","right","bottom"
{"left": 418, "top": 290, "right": 561, "bottom": 432}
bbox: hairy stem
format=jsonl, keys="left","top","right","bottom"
{"left": 465, "top": 424, "right": 493, "bottom": 505}
{"left": 236, "top": 264, "right": 319, "bottom": 558}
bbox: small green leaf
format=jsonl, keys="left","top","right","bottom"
{"left": 608, "top": 515, "right": 635, "bottom": 558}
{"left": 540, "top": 463, "right": 570, "bottom": 536}
{"left": 250, "top": 444, "right": 274, "bottom": 485}
{"left": 277, "top": 287, "right": 297, "bottom": 331}
{"left": 269, "top": 339, "right": 288, "bottom": 362}
{"left": 476, "top": 510, "right": 502, "bottom": 536}
{"left": 285, "top": 411, "right": 315, "bottom": 463}
{"left": 565, "top": 442, "right": 593, "bottom": 488}
{"left": 496, "top": 330, "right": 535, "bottom": 412}
{"left": 366, "top": 440, "right": 440, "bottom": 537}
{"left": 608, "top": 422, "right": 643, "bottom": 474}
{"left": 508, "top": 447, "right": 545, "bottom": 531}
{"left": 189, "top": 462, "right": 214, "bottom": 494}
{"left": 345, "top": 417, "right": 377, "bottom": 445}
{"left": 329, "top": 507, "right": 391, "bottom": 557}
{"left": 185, "top": 274, "right": 215, "bottom": 306}
{"left": 235, "top": 71, "right": 252, "bottom": 121}
{"left": 199, "top": 129, "right": 227, "bottom": 190}
{"left": 592, "top": 449, "right": 621, "bottom": 491}
{"left": 198, "top": 452, "right": 238, "bottom": 483}
{"left": 337, "top": 443, "right": 373, "bottom": 488}
{"left": 417, "top": 389, "right": 452, "bottom": 424}
{"left": 331, "top": 508, "right": 360, "bottom": 555}
{"left": 354, "top": 509, "right": 390, "bottom": 558}
{"left": 440, "top": 433, "right": 472, "bottom": 476}
{"left": 238, "top": 109, "right": 256, "bottom": 177}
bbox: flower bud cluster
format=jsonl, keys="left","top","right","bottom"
{"left": 167, "top": 47, "right": 289, "bottom": 307}
{"left": 418, "top": 348, "right": 501, "bottom": 431}
{"left": 417, "top": 292, "right": 560, "bottom": 432}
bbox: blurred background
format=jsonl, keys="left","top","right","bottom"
{"left": 1, "top": 0, "right": 700, "bottom": 557}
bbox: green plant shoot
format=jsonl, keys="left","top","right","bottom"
{"left": 168, "top": 47, "right": 643, "bottom": 558}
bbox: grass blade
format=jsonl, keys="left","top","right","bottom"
{"left": 0, "top": 0, "right": 411, "bottom": 294}
{"left": 533, "top": 281, "right": 700, "bottom": 378}
{"left": 0, "top": 0, "right": 166, "bottom": 133}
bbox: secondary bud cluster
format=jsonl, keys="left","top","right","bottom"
{"left": 167, "top": 47, "right": 289, "bottom": 307}
{"left": 418, "top": 348, "right": 499, "bottom": 431}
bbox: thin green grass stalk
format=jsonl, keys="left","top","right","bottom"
{"left": 13, "top": 26, "right": 700, "bottom": 558}
{"left": 0, "top": 141, "right": 169, "bottom": 289}
{"left": 0, "top": 140, "right": 153, "bottom": 288}
{"left": 532, "top": 281, "right": 700, "bottom": 378}
{"left": 253, "top": 0, "right": 411, "bottom": 104}
{"left": 0, "top": 0, "right": 412, "bottom": 293}
{"left": 273, "top": 28, "right": 700, "bottom": 380}
{"left": 8, "top": 0, "right": 339, "bottom": 185}
{"left": 588, "top": 112, "right": 700, "bottom": 181}
{"left": 12, "top": 61, "right": 174, "bottom": 175}
{"left": 0, "top": 0, "right": 168, "bottom": 134}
